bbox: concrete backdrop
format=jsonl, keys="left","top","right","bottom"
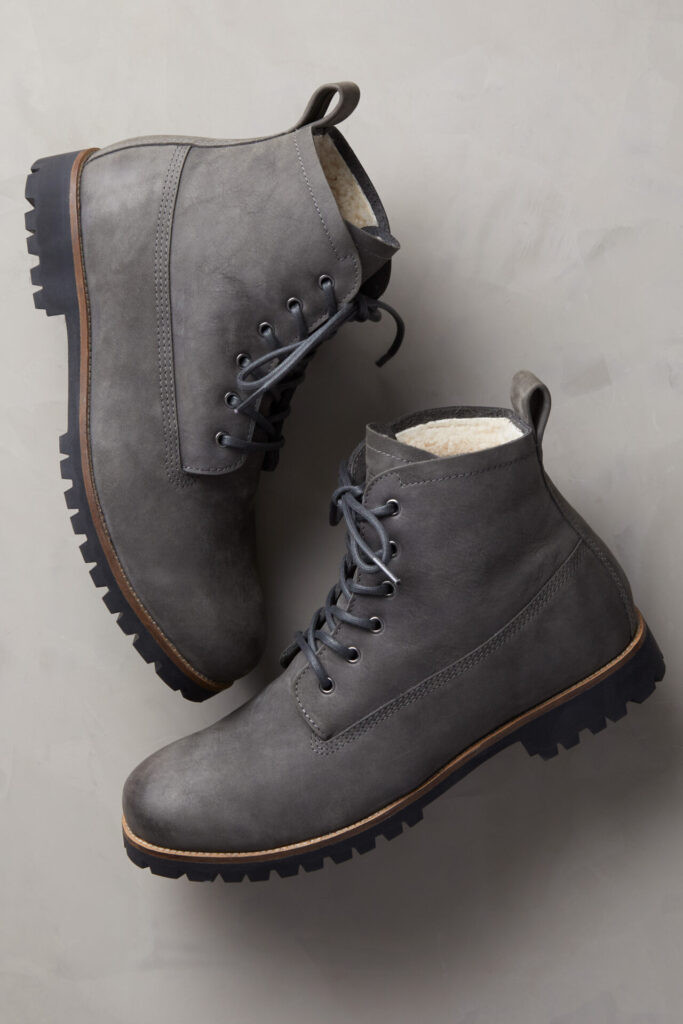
{"left": 2, "top": 1, "right": 682, "bottom": 1021}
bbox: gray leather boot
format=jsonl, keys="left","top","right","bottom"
{"left": 25, "top": 82, "right": 401, "bottom": 701}
{"left": 122, "top": 371, "right": 664, "bottom": 880}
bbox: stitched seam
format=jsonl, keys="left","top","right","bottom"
{"left": 390, "top": 452, "right": 535, "bottom": 491}
{"left": 579, "top": 536, "right": 636, "bottom": 633}
{"left": 295, "top": 686, "right": 324, "bottom": 733}
{"left": 183, "top": 462, "right": 246, "bottom": 474}
{"left": 155, "top": 149, "right": 177, "bottom": 484}
{"left": 292, "top": 132, "right": 360, "bottom": 307}
{"left": 154, "top": 144, "right": 192, "bottom": 489}
{"left": 311, "top": 541, "right": 585, "bottom": 755}
{"left": 362, "top": 452, "right": 537, "bottom": 516}
{"left": 75, "top": 157, "right": 220, "bottom": 690}
{"left": 542, "top": 473, "right": 637, "bottom": 635}
{"left": 365, "top": 442, "right": 411, "bottom": 463}
{"left": 173, "top": 131, "right": 361, "bottom": 476}
{"left": 87, "top": 131, "right": 295, "bottom": 163}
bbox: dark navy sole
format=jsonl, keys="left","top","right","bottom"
{"left": 26, "top": 151, "right": 218, "bottom": 703}
{"left": 123, "top": 616, "right": 665, "bottom": 882}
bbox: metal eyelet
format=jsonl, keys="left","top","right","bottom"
{"left": 236, "top": 352, "right": 251, "bottom": 368}
{"left": 346, "top": 646, "right": 360, "bottom": 663}
{"left": 386, "top": 498, "right": 400, "bottom": 516}
{"left": 258, "top": 321, "right": 272, "bottom": 336}
{"left": 318, "top": 274, "right": 334, "bottom": 289}
{"left": 287, "top": 297, "right": 302, "bottom": 312}
{"left": 224, "top": 392, "right": 240, "bottom": 408}
{"left": 215, "top": 432, "right": 227, "bottom": 446}
{"left": 383, "top": 581, "right": 397, "bottom": 598}
{"left": 389, "top": 540, "right": 399, "bottom": 558}
{"left": 369, "top": 616, "right": 384, "bottom": 634}
{"left": 319, "top": 676, "right": 335, "bottom": 694}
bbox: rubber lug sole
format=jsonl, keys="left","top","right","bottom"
{"left": 123, "top": 621, "right": 665, "bottom": 882}
{"left": 27, "top": 152, "right": 217, "bottom": 703}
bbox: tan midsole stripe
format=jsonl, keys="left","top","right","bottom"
{"left": 69, "top": 149, "right": 221, "bottom": 693}
{"left": 123, "top": 610, "right": 646, "bottom": 863}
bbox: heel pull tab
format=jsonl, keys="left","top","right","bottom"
{"left": 292, "top": 82, "right": 361, "bottom": 132}
{"left": 511, "top": 370, "right": 552, "bottom": 443}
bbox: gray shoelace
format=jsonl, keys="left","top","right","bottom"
{"left": 292, "top": 460, "right": 400, "bottom": 692}
{"left": 216, "top": 276, "right": 404, "bottom": 469}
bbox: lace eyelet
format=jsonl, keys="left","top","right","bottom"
{"left": 383, "top": 581, "right": 397, "bottom": 598}
{"left": 318, "top": 274, "right": 334, "bottom": 289}
{"left": 369, "top": 616, "right": 384, "bottom": 634}
{"left": 346, "top": 646, "right": 360, "bottom": 663}
{"left": 224, "top": 392, "right": 240, "bottom": 408}
{"left": 386, "top": 498, "right": 400, "bottom": 516}
{"left": 236, "top": 352, "right": 251, "bottom": 368}
{"left": 287, "top": 297, "right": 302, "bottom": 312}
{"left": 389, "top": 540, "right": 399, "bottom": 558}
{"left": 215, "top": 432, "right": 227, "bottom": 446}
{"left": 258, "top": 321, "right": 272, "bottom": 336}
{"left": 319, "top": 676, "right": 335, "bottom": 694}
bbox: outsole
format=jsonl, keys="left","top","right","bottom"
{"left": 26, "top": 152, "right": 215, "bottom": 703}
{"left": 123, "top": 620, "right": 665, "bottom": 882}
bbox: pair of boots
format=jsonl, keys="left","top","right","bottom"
{"left": 27, "top": 83, "right": 664, "bottom": 882}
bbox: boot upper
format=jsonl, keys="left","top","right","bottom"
{"left": 123, "top": 372, "right": 638, "bottom": 851}
{"left": 77, "top": 83, "right": 399, "bottom": 688}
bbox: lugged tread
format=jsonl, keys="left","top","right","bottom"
{"left": 124, "top": 626, "right": 664, "bottom": 882}
{"left": 27, "top": 154, "right": 218, "bottom": 703}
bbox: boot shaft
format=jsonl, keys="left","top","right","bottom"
{"left": 78, "top": 83, "right": 399, "bottom": 477}
{"left": 290, "top": 372, "right": 636, "bottom": 738}
{"left": 26, "top": 82, "right": 401, "bottom": 697}
{"left": 121, "top": 371, "right": 660, "bottom": 875}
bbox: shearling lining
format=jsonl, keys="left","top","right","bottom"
{"left": 314, "top": 132, "right": 377, "bottom": 229}
{"left": 396, "top": 417, "right": 523, "bottom": 458}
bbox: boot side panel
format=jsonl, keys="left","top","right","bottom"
{"left": 294, "top": 436, "right": 637, "bottom": 739}
{"left": 169, "top": 129, "right": 361, "bottom": 474}
{"left": 122, "top": 538, "right": 640, "bottom": 852}
{"left": 78, "top": 146, "right": 265, "bottom": 684}
{"left": 294, "top": 437, "right": 576, "bottom": 735}
{"left": 544, "top": 474, "right": 638, "bottom": 635}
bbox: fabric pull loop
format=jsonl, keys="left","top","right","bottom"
{"left": 510, "top": 370, "right": 552, "bottom": 443}
{"left": 292, "top": 82, "right": 361, "bottom": 132}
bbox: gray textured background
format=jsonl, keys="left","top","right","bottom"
{"left": 3, "top": 1, "right": 682, "bottom": 1021}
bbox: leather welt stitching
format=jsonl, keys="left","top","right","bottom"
{"left": 311, "top": 540, "right": 585, "bottom": 755}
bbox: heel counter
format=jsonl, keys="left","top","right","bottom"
{"left": 545, "top": 475, "right": 637, "bottom": 637}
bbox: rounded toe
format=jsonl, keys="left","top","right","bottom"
{"left": 122, "top": 747, "right": 186, "bottom": 851}
{"left": 122, "top": 722, "right": 250, "bottom": 854}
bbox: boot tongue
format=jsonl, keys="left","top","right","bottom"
{"left": 363, "top": 424, "right": 436, "bottom": 482}
{"left": 345, "top": 222, "right": 400, "bottom": 289}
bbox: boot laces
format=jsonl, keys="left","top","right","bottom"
{"left": 216, "top": 276, "right": 404, "bottom": 469}
{"left": 291, "top": 460, "right": 400, "bottom": 692}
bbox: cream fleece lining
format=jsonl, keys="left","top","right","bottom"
{"left": 396, "top": 417, "right": 523, "bottom": 458}
{"left": 314, "top": 133, "right": 377, "bottom": 229}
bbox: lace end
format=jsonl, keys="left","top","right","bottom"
{"left": 374, "top": 302, "right": 405, "bottom": 367}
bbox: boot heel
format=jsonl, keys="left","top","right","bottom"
{"left": 25, "top": 151, "right": 83, "bottom": 318}
{"left": 518, "top": 625, "right": 665, "bottom": 760}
